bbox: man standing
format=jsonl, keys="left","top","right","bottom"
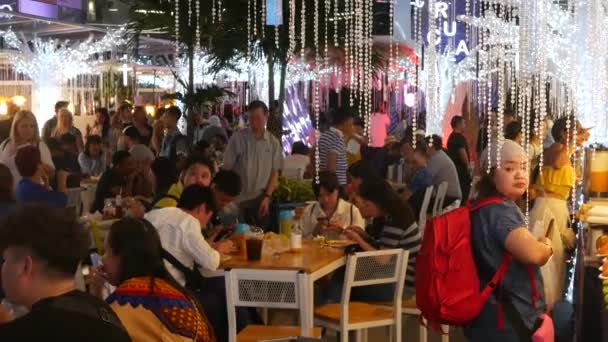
{"left": 425, "top": 135, "right": 462, "bottom": 208}
{"left": 318, "top": 108, "right": 352, "bottom": 186}
{"left": 0, "top": 205, "right": 130, "bottom": 341}
{"left": 447, "top": 116, "right": 472, "bottom": 201}
{"left": 41, "top": 101, "right": 69, "bottom": 141}
{"left": 222, "top": 100, "right": 282, "bottom": 226}
{"left": 159, "top": 106, "right": 189, "bottom": 166}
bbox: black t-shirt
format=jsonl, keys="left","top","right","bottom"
{"left": 92, "top": 168, "right": 126, "bottom": 213}
{"left": 0, "top": 290, "right": 131, "bottom": 342}
{"left": 447, "top": 132, "right": 470, "bottom": 171}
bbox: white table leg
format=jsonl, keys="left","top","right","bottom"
{"left": 298, "top": 272, "right": 314, "bottom": 337}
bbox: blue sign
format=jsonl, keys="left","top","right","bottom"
{"left": 266, "top": 0, "right": 283, "bottom": 26}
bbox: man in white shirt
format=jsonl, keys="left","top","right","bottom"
{"left": 144, "top": 184, "right": 233, "bottom": 285}
{"left": 300, "top": 172, "right": 365, "bottom": 238}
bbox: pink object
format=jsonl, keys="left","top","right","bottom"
{"left": 532, "top": 314, "right": 555, "bottom": 342}
{"left": 369, "top": 112, "right": 390, "bottom": 147}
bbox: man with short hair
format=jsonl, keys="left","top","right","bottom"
{"left": 15, "top": 145, "right": 68, "bottom": 207}
{"left": 145, "top": 185, "right": 233, "bottom": 285}
{"left": 91, "top": 151, "right": 137, "bottom": 213}
{"left": 0, "top": 205, "right": 130, "bottom": 341}
{"left": 121, "top": 126, "right": 141, "bottom": 151}
{"left": 447, "top": 116, "right": 472, "bottom": 201}
{"left": 154, "top": 155, "right": 215, "bottom": 208}
{"left": 318, "top": 108, "right": 352, "bottom": 186}
{"left": 159, "top": 106, "right": 188, "bottom": 165}
{"left": 223, "top": 100, "right": 283, "bottom": 226}
{"left": 425, "top": 134, "right": 462, "bottom": 207}
{"left": 207, "top": 170, "right": 242, "bottom": 241}
{"left": 42, "top": 101, "right": 69, "bottom": 140}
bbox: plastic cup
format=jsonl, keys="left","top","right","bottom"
{"left": 245, "top": 229, "right": 264, "bottom": 261}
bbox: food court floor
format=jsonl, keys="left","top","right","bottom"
{"left": 267, "top": 309, "right": 468, "bottom": 341}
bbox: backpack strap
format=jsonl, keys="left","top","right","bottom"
{"left": 161, "top": 248, "right": 195, "bottom": 278}
{"left": 469, "top": 196, "right": 504, "bottom": 211}
{"left": 0, "top": 139, "right": 10, "bottom": 152}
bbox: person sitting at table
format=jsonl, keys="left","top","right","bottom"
{"left": 0, "top": 205, "right": 131, "bottom": 341}
{"left": 91, "top": 150, "right": 137, "bottom": 213}
{"left": 323, "top": 178, "right": 421, "bottom": 303}
{"left": 206, "top": 170, "right": 242, "bottom": 242}
{"left": 52, "top": 133, "right": 83, "bottom": 189}
{"left": 346, "top": 160, "right": 380, "bottom": 199}
{"left": 96, "top": 218, "right": 215, "bottom": 342}
{"left": 145, "top": 185, "right": 234, "bottom": 342}
{"left": 299, "top": 171, "right": 365, "bottom": 239}
{"left": 402, "top": 144, "right": 434, "bottom": 219}
{"left": 128, "top": 144, "right": 156, "bottom": 200}
{"left": 14, "top": 145, "right": 68, "bottom": 207}
{"left": 79, "top": 135, "right": 106, "bottom": 177}
{"left": 154, "top": 156, "right": 214, "bottom": 208}
{"left": 0, "top": 110, "right": 55, "bottom": 186}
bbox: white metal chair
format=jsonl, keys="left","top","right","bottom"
{"left": 431, "top": 182, "right": 448, "bottom": 217}
{"left": 283, "top": 168, "right": 304, "bottom": 180}
{"left": 224, "top": 269, "right": 321, "bottom": 342}
{"left": 418, "top": 186, "right": 434, "bottom": 238}
{"left": 314, "top": 249, "right": 409, "bottom": 342}
{"left": 66, "top": 187, "right": 83, "bottom": 215}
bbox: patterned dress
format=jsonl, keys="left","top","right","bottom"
{"left": 107, "top": 277, "right": 214, "bottom": 342}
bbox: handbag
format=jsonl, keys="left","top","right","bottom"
{"left": 532, "top": 314, "right": 555, "bottom": 342}
{"left": 161, "top": 248, "right": 206, "bottom": 293}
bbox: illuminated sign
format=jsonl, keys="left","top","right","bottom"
{"left": 414, "top": 0, "right": 471, "bottom": 60}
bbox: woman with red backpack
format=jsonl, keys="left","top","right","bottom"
{"left": 466, "top": 139, "right": 554, "bottom": 341}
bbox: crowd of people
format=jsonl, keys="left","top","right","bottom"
{"left": 0, "top": 99, "right": 589, "bottom": 341}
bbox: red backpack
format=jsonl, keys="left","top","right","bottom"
{"left": 415, "top": 197, "right": 540, "bottom": 329}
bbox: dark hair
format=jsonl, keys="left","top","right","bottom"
{"left": 450, "top": 116, "right": 464, "bottom": 129}
{"left": 54, "top": 101, "right": 69, "bottom": 113}
{"left": 353, "top": 117, "right": 365, "bottom": 128}
{"left": 0, "top": 163, "right": 13, "bottom": 202}
{"left": 84, "top": 135, "right": 103, "bottom": 157}
{"left": 504, "top": 121, "right": 522, "bottom": 140}
{"left": 212, "top": 170, "right": 242, "bottom": 197}
{"left": 106, "top": 218, "right": 208, "bottom": 326}
{"left": 182, "top": 155, "right": 215, "bottom": 176}
{"left": 332, "top": 107, "right": 353, "bottom": 126}
{"left": 122, "top": 125, "right": 141, "bottom": 143}
{"left": 291, "top": 141, "right": 310, "bottom": 156}
{"left": 118, "top": 103, "right": 132, "bottom": 113}
{"left": 476, "top": 168, "right": 501, "bottom": 199}
{"left": 425, "top": 134, "right": 443, "bottom": 151}
{"left": 357, "top": 179, "right": 417, "bottom": 231}
{"left": 94, "top": 107, "right": 110, "bottom": 138}
{"left": 177, "top": 185, "right": 217, "bottom": 213}
{"left": 312, "top": 171, "right": 340, "bottom": 198}
{"left": 152, "top": 157, "right": 177, "bottom": 196}
{"left": 551, "top": 116, "right": 574, "bottom": 143}
{"left": 164, "top": 106, "right": 182, "bottom": 121}
{"left": 15, "top": 145, "right": 40, "bottom": 177}
{"left": 112, "top": 150, "right": 132, "bottom": 167}
{"left": 193, "top": 140, "right": 211, "bottom": 155}
{"left": 348, "top": 160, "right": 380, "bottom": 180}
{"left": 413, "top": 143, "right": 429, "bottom": 158}
{"left": 59, "top": 133, "right": 77, "bottom": 146}
{"left": 248, "top": 100, "right": 269, "bottom": 115}
{"left": 0, "top": 205, "right": 88, "bottom": 277}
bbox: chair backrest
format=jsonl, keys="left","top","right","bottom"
{"left": 283, "top": 168, "right": 304, "bottom": 180}
{"left": 225, "top": 269, "right": 303, "bottom": 342}
{"left": 432, "top": 182, "right": 448, "bottom": 216}
{"left": 418, "top": 185, "right": 434, "bottom": 237}
{"left": 66, "top": 187, "right": 83, "bottom": 215}
{"left": 340, "top": 249, "right": 409, "bottom": 325}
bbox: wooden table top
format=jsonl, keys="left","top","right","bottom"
{"left": 220, "top": 240, "right": 346, "bottom": 273}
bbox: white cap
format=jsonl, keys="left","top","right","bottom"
{"left": 480, "top": 139, "right": 526, "bottom": 173}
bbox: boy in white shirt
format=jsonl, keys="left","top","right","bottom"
{"left": 145, "top": 185, "right": 233, "bottom": 285}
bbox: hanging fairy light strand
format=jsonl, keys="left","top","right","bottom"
{"left": 195, "top": 0, "right": 201, "bottom": 49}
{"left": 174, "top": 0, "right": 180, "bottom": 57}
